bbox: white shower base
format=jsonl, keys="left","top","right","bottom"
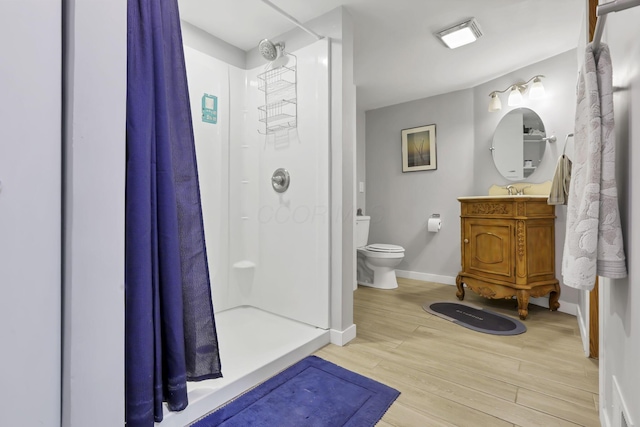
{"left": 158, "top": 306, "right": 330, "bottom": 427}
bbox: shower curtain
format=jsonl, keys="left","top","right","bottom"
{"left": 125, "top": 0, "right": 222, "bottom": 425}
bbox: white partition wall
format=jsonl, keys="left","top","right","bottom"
{"left": 598, "top": 5, "right": 640, "bottom": 426}
{"left": 62, "top": 0, "right": 127, "bottom": 425}
{"left": 0, "top": 2, "right": 62, "bottom": 425}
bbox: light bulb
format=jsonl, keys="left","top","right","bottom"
{"left": 488, "top": 93, "right": 502, "bottom": 112}
{"left": 440, "top": 27, "right": 478, "bottom": 49}
{"left": 528, "top": 77, "right": 545, "bottom": 99}
{"left": 507, "top": 86, "right": 523, "bottom": 106}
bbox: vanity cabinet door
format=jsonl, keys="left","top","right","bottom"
{"left": 463, "top": 218, "right": 515, "bottom": 282}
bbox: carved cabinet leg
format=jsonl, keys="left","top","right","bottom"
{"left": 456, "top": 275, "right": 465, "bottom": 300}
{"left": 516, "top": 290, "right": 529, "bottom": 320}
{"left": 549, "top": 287, "right": 561, "bottom": 312}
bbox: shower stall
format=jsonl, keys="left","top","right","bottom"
{"left": 159, "top": 37, "right": 332, "bottom": 426}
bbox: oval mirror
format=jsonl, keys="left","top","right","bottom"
{"left": 491, "top": 108, "right": 547, "bottom": 181}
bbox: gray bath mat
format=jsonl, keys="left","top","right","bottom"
{"left": 422, "top": 301, "right": 526, "bottom": 335}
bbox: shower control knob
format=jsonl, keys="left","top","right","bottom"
{"left": 271, "top": 168, "right": 290, "bottom": 193}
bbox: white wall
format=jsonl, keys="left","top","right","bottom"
{"left": 181, "top": 20, "right": 246, "bottom": 70}
{"left": 242, "top": 7, "right": 356, "bottom": 338}
{"left": 364, "top": 50, "right": 580, "bottom": 311}
{"left": 248, "top": 41, "right": 330, "bottom": 328}
{"left": 62, "top": 1, "right": 126, "bottom": 426}
{"left": 365, "top": 89, "right": 476, "bottom": 283}
{"left": 472, "top": 51, "right": 577, "bottom": 193}
{"left": 323, "top": 7, "right": 357, "bottom": 336}
{"left": 184, "top": 30, "right": 333, "bottom": 330}
{"left": 0, "top": 2, "right": 61, "bottom": 426}
{"left": 357, "top": 108, "right": 366, "bottom": 212}
{"left": 599, "top": 5, "right": 640, "bottom": 426}
{"left": 184, "top": 46, "right": 239, "bottom": 312}
{"left": 473, "top": 50, "right": 580, "bottom": 312}
{"left": 341, "top": 10, "right": 357, "bottom": 331}
{"left": 244, "top": 6, "right": 357, "bottom": 337}
{"left": 229, "top": 61, "right": 260, "bottom": 302}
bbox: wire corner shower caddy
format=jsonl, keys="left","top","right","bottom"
{"left": 257, "top": 54, "right": 297, "bottom": 135}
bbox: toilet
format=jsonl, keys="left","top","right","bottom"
{"left": 356, "top": 215, "right": 405, "bottom": 289}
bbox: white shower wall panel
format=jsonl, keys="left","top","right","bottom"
{"left": 229, "top": 63, "right": 260, "bottom": 301}
{"left": 184, "top": 46, "right": 235, "bottom": 311}
{"left": 248, "top": 40, "right": 330, "bottom": 329}
{"left": 185, "top": 39, "right": 330, "bottom": 329}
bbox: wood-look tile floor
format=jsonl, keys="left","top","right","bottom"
{"left": 314, "top": 278, "right": 599, "bottom": 427}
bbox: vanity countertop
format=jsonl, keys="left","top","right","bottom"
{"left": 458, "top": 195, "right": 549, "bottom": 200}
{"left": 486, "top": 181, "right": 552, "bottom": 197}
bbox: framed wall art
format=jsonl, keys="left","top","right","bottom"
{"left": 401, "top": 124, "right": 437, "bottom": 172}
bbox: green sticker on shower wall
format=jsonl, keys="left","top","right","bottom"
{"left": 202, "top": 94, "right": 217, "bottom": 124}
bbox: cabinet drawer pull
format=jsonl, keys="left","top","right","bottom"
{"left": 464, "top": 238, "right": 469, "bottom": 243}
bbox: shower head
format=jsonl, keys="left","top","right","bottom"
{"left": 258, "top": 39, "right": 284, "bottom": 62}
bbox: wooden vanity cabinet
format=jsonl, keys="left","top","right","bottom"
{"left": 456, "top": 196, "right": 560, "bottom": 320}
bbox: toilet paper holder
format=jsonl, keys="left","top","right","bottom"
{"left": 427, "top": 214, "right": 442, "bottom": 233}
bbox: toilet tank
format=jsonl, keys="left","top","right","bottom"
{"left": 356, "top": 216, "right": 370, "bottom": 248}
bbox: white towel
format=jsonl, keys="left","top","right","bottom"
{"left": 595, "top": 46, "right": 627, "bottom": 278}
{"left": 562, "top": 43, "right": 627, "bottom": 291}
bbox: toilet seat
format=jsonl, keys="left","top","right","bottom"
{"left": 364, "top": 243, "right": 404, "bottom": 253}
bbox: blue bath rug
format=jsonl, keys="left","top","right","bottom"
{"left": 190, "top": 355, "right": 400, "bottom": 427}
{"left": 423, "top": 301, "right": 526, "bottom": 335}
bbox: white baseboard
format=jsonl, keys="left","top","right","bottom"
{"left": 396, "top": 269, "right": 577, "bottom": 317}
{"left": 576, "top": 304, "right": 590, "bottom": 357}
{"left": 529, "top": 296, "right": 577, "bottom": 316}
{"left": 601, "top": 376, "right": 637, "bottom": 427}
{"left": 611, "top": 376, "right": 636, "bottom": 427}
{"left": 330, "top": 324, "right": 356, "bottom": 346}
{"left": 395, "top": 269, "right": 456, "bottom": 285}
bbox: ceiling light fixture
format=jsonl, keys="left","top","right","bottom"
{"left": 488, "top": 75, "right": 546, "bottom": 112}
{"left": 435, "top": 18, "right": 483, "bottom": 49}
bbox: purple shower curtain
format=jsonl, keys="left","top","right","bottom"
{"left": 125, "top": 0, "right": 222, "bottom": 425}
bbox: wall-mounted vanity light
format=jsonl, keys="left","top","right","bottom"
{"left": 488, "top": 75, "right": 545, "bottom": 112}
{"left": 435, "top": 18, "right": 483, "bottom": 49}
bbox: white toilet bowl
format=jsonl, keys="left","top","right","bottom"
{"left": 357, "top": 243, "right": 404, "bottom": 289}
